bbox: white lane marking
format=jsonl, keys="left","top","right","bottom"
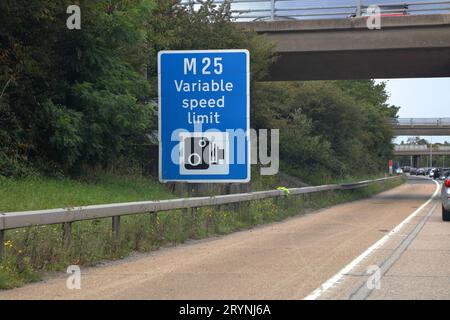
{"left": 349, "top": 200, "right": 438, "bottom": 300}
{"left": 303, "top": 178, "right": 441, "bottom": 300}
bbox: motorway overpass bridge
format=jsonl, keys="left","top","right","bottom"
{"left": 239, "top": 13, "right": 450, "bottom": 81}
{"left": 393, "top": 144, "right": 450, "bottom": 156}
{"left": 391, "top": 118, "right": 450, "bottom": 136}
{"left": 393, "top": 144, "right": 450, "bottom": 167}
{"left": 182, "top": 1, "right": 450, "bottom": 80}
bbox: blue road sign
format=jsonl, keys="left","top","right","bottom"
{"left": 158, "top": 50, "right": 250, "bottom": 183}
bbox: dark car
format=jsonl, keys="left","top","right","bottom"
{"left": 403, "top": 166, "right": 411, "bottom": 173}
{"left": 417, "top": 168, "right": 426, "bottom": 176}
{"left": 433, "top": 168, "right": 442, "bottom": 179}
{"left": 410, "top": 167, "right": 418, "bottom": 175}
{"left": 440, "top": 170, "right": 450, "bottom": 180}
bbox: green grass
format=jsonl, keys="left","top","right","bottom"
{"left": 0, "top": 174, "right": 405, "bottom": 290}
{"left": 0, "top": 174, "right": 173, "bottom": 212}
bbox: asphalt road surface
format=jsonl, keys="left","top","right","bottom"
{"left": 1, "top": 176, "right": 448, "bottom": 300}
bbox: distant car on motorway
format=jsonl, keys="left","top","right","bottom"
{"left": 440, "top": 170, "right": 450, "bottom": 180}
{"left": 429, "top": 168, "right": 436, "bottom": 178}
{"left": 441, "top": 178, "right": 450, "bottom": 221}
{"left": 403, "top": 166, "right": 411, "bottom": 173}
{"left": 433, "top": 168, "right": 442, "bottom": 179}
{"left": 410, "top": 167, "right": 417, "bottom": 175}
{"left": 417, "top": 168, "right": 426, "bottom": 176}
{"left": 395, "top": 168, "right": 403, "bottom": 174}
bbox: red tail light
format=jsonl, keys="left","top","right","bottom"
{"left": 445, "top": 179, "right": 450, "bottom": 188}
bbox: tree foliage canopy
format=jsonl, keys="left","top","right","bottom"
{"left": 253, "top": 80, "right": 398, "bottom": 183}
{"left": 0, "top": 0, "right": 398, "bottom": 183}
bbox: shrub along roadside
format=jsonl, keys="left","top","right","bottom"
{"left": 0, "top": 176, "right": 405, "bottom": 289}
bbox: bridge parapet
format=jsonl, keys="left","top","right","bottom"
{"left": 180, "top": 0, "right": 450, "bottom": 22}
{"left": 391, "top": 118, "right": 450, "bottom": 136}
{"left": 391, "top": 118, "right": 450, "bottom": 127}
{"left": 394, "top": 144, "right": 450, "bottom": 155}
{"left": 181, "top": 2, "right": 450, "bottom": 80}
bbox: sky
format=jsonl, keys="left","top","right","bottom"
{"left": 375, "top": 78, "right": 450, "bottom": 144}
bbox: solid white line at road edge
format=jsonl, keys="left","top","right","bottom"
{"left": 303, "top": 178, "right": 441, "bottom": 300}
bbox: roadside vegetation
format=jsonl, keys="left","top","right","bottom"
{"left": 1, "top": 0, "right": 403, "bottom": 289}
{"left": 1, "top": 0, "right": 398, "bottom": 181}
{"left": 0, "top": 174, "right": 173, "bottom": 212}
{"left": 0, "top": 174, "right": 405, "bottom": 289}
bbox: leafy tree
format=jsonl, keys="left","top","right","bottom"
{"left": 0, "top": 0, "right": 155, "bottom": 175}
{"left": 252, "top": 80, "right": 398, "bottom": 182}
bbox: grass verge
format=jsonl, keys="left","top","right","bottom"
{"left": 0, "top": 175, "right": 405, "bottom": 289}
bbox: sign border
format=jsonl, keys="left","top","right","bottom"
{"left": 158, "top": 49, "right": 251, "bottom": 183}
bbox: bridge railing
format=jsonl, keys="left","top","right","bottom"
{"left": 390, "top": 118, "right": 450, "bottom": 127}
{"left": 394, "top": 144, "right": 450, "bottom": 152}
{"left": 395, "top": 144, "right": 429, "bottom": 151}
{"left": 179, "top": 1, "right": 450, "bottom": 21}
{"left": 0, "top": 176, "right": 402, "bottom": 261}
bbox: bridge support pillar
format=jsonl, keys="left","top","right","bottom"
{"left": 412, "top": 155, "right": 419, "bottom": 168}
{"left": 410, "top": 155, "right": 420, "bottom": 167}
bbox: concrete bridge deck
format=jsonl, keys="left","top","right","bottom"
{"left": 239, "top": 14, "right": 450, "bottom": 81}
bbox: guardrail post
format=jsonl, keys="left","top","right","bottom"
{"left": 62, "top": 222, "right": 72, "bottom": 248}
{"left": 273, "top": 194, "right": 281, "bottom": 208}
{"left": 191, "top": 207, "right": 198, "bottom": 238}
{"left": 150, "top": 211, "right": 157, "bottom": 226}
{"left": 112, "top": 216, "right": 120, "bottom": 242}
{"left": 0, "top": 230, "right": 4, "bottom": 262}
